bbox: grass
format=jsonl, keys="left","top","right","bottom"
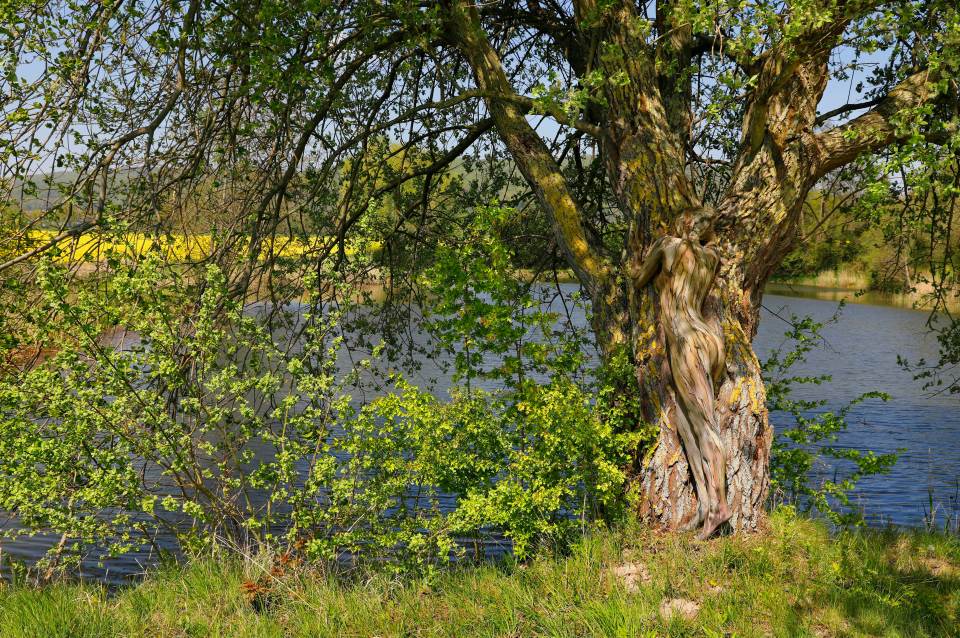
{"left": 1, "top": 509, "right": 957, "bottom": 637}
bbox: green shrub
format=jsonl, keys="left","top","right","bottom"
{"left": 0, "top": 210, "right": 633, "bottom": 577}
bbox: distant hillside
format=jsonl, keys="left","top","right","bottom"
{"left": 6, "top": 170, "right": 79, "bottom": 212}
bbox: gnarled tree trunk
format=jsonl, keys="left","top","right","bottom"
{"left": 589, "top": 243, "right": 772, "bottom": 531}
{"left": 630, "top": 273, "right": 770, "bottom": 531}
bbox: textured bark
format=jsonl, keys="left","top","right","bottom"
{"left": 637, "top": 227, "right": 732, "bottom": 536}
{"left": 632, "top": 283, "right": 770, "bottom": 533}
{"left": 577, "top": 214, "right": 773, "bottom": 535}
{"left": 586, "top": 232, "right": 771, "bottom": 533}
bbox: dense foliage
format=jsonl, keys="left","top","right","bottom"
{"left": 1, "top": 0, "right": 958, "bottom": 573}
{"left": 0, "top": 208, "right": 640, "bottom": 575}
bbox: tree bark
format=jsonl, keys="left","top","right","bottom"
{"left": 588, "top": 242, "right": 772, "bottom": 532}
{"left": 629, "top": 280, "right": 770, "bottom": 532}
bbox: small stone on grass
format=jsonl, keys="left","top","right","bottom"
{"left": 659, "top": 597, "right": 700, "bottom": 621}
{"left": 610, "top": 562, "right": 651, "bottom": 593}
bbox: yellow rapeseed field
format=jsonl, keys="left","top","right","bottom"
{"left": 24, "top": 230, "right": 378, "bottom": 263}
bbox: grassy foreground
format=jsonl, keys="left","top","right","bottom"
{"left": 1, "top": 510, "right": 957, "bottom": 638}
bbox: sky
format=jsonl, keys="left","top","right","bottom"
{"left": 6, "top": 21, "right": 894, "bottom": 181}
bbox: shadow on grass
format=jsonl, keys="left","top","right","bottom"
{"left": 818, "top": 529, "right": 959, "bottom": 637}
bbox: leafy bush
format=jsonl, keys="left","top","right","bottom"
{"left": 0, "top": 210, "right": 633, "bottom": 577}
{"left": 315, "top": 374, "right": 629, "bottom": 572}
{"left": 310, "top": 204, "right": 635, "bottom": 570}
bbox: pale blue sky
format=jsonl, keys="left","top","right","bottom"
{"left": 7, "top": 29, "right": 893, "bottom": 177}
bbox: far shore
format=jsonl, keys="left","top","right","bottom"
{"left": 11, "top": 228, "right": 955, "bottom": 312}
{"left": 767, "top": 270, "right": 960, "bottom": 312}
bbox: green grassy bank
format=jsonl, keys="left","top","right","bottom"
{"left": 768, "top": 265, "right": 960, "bottom": 313}
{"left": 1, "top": 510, "right": 957, "bottom": 638}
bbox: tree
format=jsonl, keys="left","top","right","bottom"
{"left": 1, "top": 0, "right": 957, "bottom": 534}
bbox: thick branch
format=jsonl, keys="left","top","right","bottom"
{"left": 740, "top": 5, "right": 857, "bottom": 156}
{"left": 443, "top": 1, "right": 609, "bottom": 291}
{"left": 814, "top": 69, "right": 941, "bottom": 177}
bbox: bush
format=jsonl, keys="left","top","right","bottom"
{"left": 0, "top": 211, "right": 634, "bottom": 577}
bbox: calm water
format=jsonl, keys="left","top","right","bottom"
{"left": 2, "top": 289, "right": 958, "bottom": 582}
{"left": 756, "top": 293, "right": 960, "bottom": 529}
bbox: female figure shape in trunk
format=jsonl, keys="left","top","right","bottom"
{"left": 633, "top": 208, "right": 731, "bottom": 539}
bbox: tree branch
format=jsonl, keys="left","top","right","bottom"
{"left": 0, "top": 222, "right": 97, "bottom": 273}
{"left": 505, "top": 94, "right": 605, "bottom": 138}
{"left": 689, "top": 32, "right": 757, "bottom": 73}
{"left": 814, "top": 69, "right": 943, "bottom": 177}
{"left": 740, "top": 4, "right": 857, "bottom": 156}
{"left": 479, "top": 1, "right": 587, "bottom": 76}
{"left": 442, "top": 0, "right": 610, "bottom": 291}
{"left": 814, "top": 96, "right": 885, "bottom": 125}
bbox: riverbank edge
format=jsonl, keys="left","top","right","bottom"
{"left": 769, "top": 269, "right": 960, "bottom": 312}
{"left": 1, "top": 509, "right": 957, "bottom": 637}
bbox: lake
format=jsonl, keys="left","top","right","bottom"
{"left": 755, "top": 293, "right": 959, "bottom": 529}
{"left": 1, "top": 288, "right": 958, "bottom": 582}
